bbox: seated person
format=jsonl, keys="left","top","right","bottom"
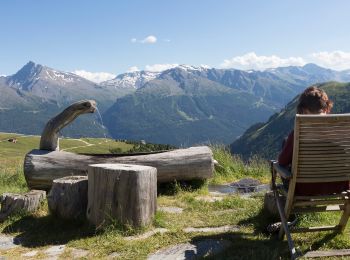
{"left": 278, "top": 86, "right": 349, "bottom": 196}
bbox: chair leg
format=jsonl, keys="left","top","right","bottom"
{"left": 274, "top": 190, "right": 298, "bottom": 259}
{"left": 339, "top": 201, "right": 350, "bottom": 233}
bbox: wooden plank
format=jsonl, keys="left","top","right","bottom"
{"left": 298, "top": 154, "right": 350, "bottom": 159}
{"left": 293, "top": 205, "right": 343, "bottom": 213}
{"left": 300, "top": 124, "right": 350, "bottom": 130}
{"left": 298, "top": 164, "right": 350, "bottom": 169}
{"left": 300, "top": 146, "right": 350, "bottom": 151}
{"left": 300, "top": 129, "right": 350, "bottom": 135}
{"left": 279, "top": 116, "right": 300, "bottom": 239}
{"left": 299, "top": 160, "right": 350, "bottom": 166}
{"left": 297, "top": 174, "right": 350, "bottom": 180}
{"left": 299, "top": 150, "right": 350, "bottom": 155}
{"left": 297, "top": 113, "right": 350, "bottom": 123}
{"left": 298, "top": 141, "right": 350, "bottom": 147}
{"left": 290, "top": 225, "right": 339, "bottom": 233}
{"left": 294, "top": 199, "right": 347, "bottom": 207}
{"left": 303, "top": 249, "right": 350, "bottom": 258}
{"left": 300, "top": 137, "right": 350, "bottom": 142}
{"left": 297, "top": 176, "right": 350, "bottom": 183}
{"left": 295, "top": 193, "right": 347, "bottom": 200}
{"left": 298, "top": 164, "right": 350, "bottom": 174}
{"left": 297, "top": 169, "right": 350, "bottom": 175}
{"left": 299, "top": 167, "right": 350, "bottom": 172}
{"left": 299, "top": 156, "right": 350, "bottom": 162}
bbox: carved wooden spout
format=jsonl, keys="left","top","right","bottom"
{"left": 39, "top": 100, "right": 97, "bottom": 151}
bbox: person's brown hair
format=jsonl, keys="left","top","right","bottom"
{"left": 297, "top": 86, "right": 333, "bottom": 114}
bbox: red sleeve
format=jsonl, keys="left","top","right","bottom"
{"left": 278, "top": 131, "right": 294, "bottom": 167}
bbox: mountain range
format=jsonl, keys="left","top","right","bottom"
{"left": 1, "top": 61, "right": 350, "bottom": 145}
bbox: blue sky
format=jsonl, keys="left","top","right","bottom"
{"left": 1, "top": 0, "right": 350, "bottom": 82}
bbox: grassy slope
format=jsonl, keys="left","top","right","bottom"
{"left": 0, "top": 133, "right": 133, "bottom": 194}
{"left": 0, "top": 135, "right": 350, "bottom": 259}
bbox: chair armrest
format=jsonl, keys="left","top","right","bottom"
{"left": 273, "top": 162, "right": 292, "bottom": 179}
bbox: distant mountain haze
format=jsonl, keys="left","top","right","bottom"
{"left": 1, "top": 61, "right": 350, "bottom": 144}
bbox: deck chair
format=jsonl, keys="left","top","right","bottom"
{"left": 271, "top": 113, "right": 350, "bottom": 259}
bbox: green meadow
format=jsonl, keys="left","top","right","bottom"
{"left": 0, "top": 133, "right": 349, "bottom": 259}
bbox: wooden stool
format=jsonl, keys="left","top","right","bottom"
{"left": 87, "top": 164, "right": 157, "bottom": 228}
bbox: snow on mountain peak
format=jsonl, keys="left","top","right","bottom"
{"left": 177, "top": 64, "right": 210, "bottom": 72}
{"left": 101, "top": 70, "right": 160, "bottom": 89}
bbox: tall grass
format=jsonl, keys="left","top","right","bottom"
{"left": 0, "top": 158, "right": 27, "bottom": 194}
{"left": 211, "top": 145, "right": 270, "bottom": 184}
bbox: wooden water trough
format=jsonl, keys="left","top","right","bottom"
{"left": 23, "top": 100, "right": 214, "bottom": 190}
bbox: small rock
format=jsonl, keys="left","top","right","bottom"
{"left": 0, "top": 235, "right": 19, "bottom": 250}
{"left": 71, "top": 248, "right": 89, "bottom": 258}
{"left": 183, "top": 225, "right": 239, "bottom": 233}
{"left": 44, "top": 245, "right": 66, "bottom": 257}
{"left": 158, "top": 206, "right": 183, "bottom": 214}
{"left": 108, "top": 252, "right": 121, "bottom": 259}
{"left": 124, "top": 228, "right": 168, "bottom": 241}
{"left": 195, "top": 196, "right": 223, "bottom": 202}
{"left": 22, "top": 250, "right": 39, "bottom": 257}
{"left": 148, "top": 239, "right": 231, "bottom": 260}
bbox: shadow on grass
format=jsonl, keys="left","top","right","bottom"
{"left": 238, "top": 205, "right": 279, "bottom": 235}
{"left": 238, "top": 206, "right": 341, "bottom": 257}
{"left": 158, "top": 179, "right": 207, "bottom": 196}
{"left": 2, "top": 214, "right": 96, "bottom": 248}
{"left": 186, "top": 232, "right": 289, "bottom": 260}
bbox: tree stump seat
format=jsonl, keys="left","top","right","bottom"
{"left": 87, "top": 163, "right": 157, "bottom": 228}
{"left": 47, "top": 176, "right": 88, "bottom": 219}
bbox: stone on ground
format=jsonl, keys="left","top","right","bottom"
{"left": 108, "top": 252, "right": 121, "bottom": 259}
{"left": 183, "top": 225, "right": 239, "bottom": 233}
{"left": 158, "top": 206, "right": 183, "bottom": 214}
{"left": 44, "top": 245, "right": 65, "bottom": 258}
{"left": 70, "top": 248, "right": 89, "bottom": 258}
{"left": 124, "top": 228, "right": 168, "bottom": 241}
{"left": 148, "top": 239, "right": 231, "bottom": 260}
{"left": 195, "top": 196, "right": 223, "bottom": 202}
{"left": 0, "top": 234, "right": 20, "bottom": 250}
{"left": 22, "top": 250, "right": 39, "bottom": 257}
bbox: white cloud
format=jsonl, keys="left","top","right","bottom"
{"left": 72, "top": 70, "right": 116, "bottom": 83}
{"left": 310, "top": 51, "right": 350, "bottom": 70}
{"left": 145, "top": 63, "right": 179, "bottom": 72}
{"left": 220, "top": 52, "right": 306, "bottom": 70}
{"left": 130, "top": 35, "right": 158, "bottom": 44}
{"left": 141, "top": 35, "right": 157, "bottom": 44}
{"left": 127, "top": 66, "right": 140, "bottom": 72}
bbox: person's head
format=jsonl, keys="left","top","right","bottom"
{"left": 297, "top": 86, "right": 333, "bottom": 114}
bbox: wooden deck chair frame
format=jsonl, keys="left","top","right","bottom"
{"left": 271, "top": 113, "right": 350, "bottom": 259}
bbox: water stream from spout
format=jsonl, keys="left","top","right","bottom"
{"left": 95, "top": 106, "right": 108, "bottom": 143}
